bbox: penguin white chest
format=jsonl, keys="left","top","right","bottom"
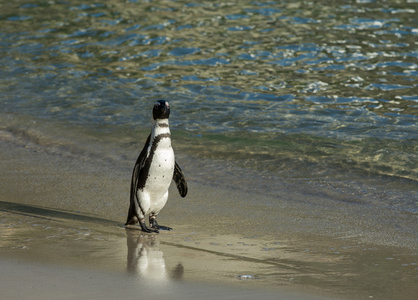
{"left": 146, "top": 137, "right": 175, "bottom": 195}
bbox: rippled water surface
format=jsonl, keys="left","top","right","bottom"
{"left": 1, "top": 1, "right": 417, "bottom": 211}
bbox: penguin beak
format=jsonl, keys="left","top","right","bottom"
{"left": 157, "top": 103, "right": 168, "bottom": 114}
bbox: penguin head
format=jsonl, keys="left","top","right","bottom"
{"left": 153, "top": 100, "right": 170, "bottom": 120}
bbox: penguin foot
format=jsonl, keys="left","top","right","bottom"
{"left": 149, "top": 216, "right": 172, "bottom": 231}
{"left": 140, "top": 219, "right": 159, "bottom": 233}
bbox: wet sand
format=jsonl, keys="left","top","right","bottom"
{"left": 0, "top": 140, "right": 417, "bottom": 300}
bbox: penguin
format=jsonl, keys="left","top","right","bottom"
{"left": 125, "top": 100, "right": 187, "bottom": 233}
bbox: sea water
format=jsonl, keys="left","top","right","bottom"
{"left": 0, "top": 1, "right": 417, "bottom": 239}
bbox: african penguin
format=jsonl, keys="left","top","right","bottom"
{"left": 125, "top": 100, "right": 187, "bottom": 233}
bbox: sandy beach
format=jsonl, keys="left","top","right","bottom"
{"left": 1, "top": 140, "right": 417, "bottom": 300}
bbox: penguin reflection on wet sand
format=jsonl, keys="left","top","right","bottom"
{"left": 126, "top": 231, "right": 184, "bottom": 281}
{"left": 125, "top": 100, "right": 187, "bottom": 233}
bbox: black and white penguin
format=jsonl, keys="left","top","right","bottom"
{"left": 125, "top": 100, "right": 187, "bottom": 233}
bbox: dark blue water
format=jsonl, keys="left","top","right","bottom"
{"left": 0, "top": 0, "right": 417, "bottom": 215}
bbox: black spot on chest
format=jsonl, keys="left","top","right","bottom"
{"left": 137, "top": 133, "right": 171, "bottom": 190}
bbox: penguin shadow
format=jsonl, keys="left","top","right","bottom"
{"left": 126, "top": 230, "right": 184, "bottom": 282}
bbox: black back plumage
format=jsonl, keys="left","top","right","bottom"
{"left": 129, "top": 134, "right": 151, "bottom": 217}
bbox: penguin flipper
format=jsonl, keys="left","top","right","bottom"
{"left": 173, "top": 162, "right": 188, "bottom": 198}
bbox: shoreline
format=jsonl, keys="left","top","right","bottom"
{"left": 1, "top": 140, "right": 417, "bottom": 299}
